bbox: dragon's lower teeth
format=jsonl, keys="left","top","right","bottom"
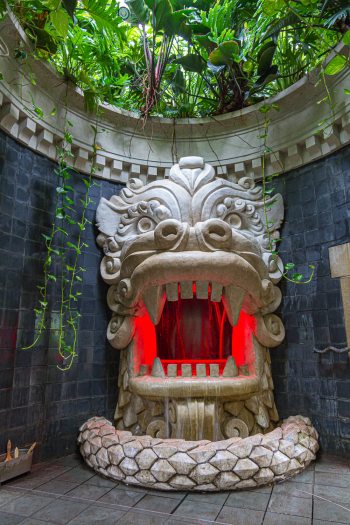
{"left": 142, "top": 357, "right": 246, "bottom": 378}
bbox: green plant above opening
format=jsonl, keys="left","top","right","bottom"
{"left": 5, "top": 1, "right": 350, "bottom": 117}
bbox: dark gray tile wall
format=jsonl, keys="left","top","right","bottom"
{"left": 273, "top": 146, "right": 350, "bottom": 456}
{"left": 0, "top": 132, "right": 120, "bottom": 461}
{"left": 0, "top": 130, "right": 349, "bottom": 459}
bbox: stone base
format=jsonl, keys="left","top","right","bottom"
{"left": 78, "top": 415, "right": 319, "bottom": 491}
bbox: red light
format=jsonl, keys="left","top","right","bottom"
{"left": 231, "top": 310, "right": 255, "bottom": 367}
{"left": 134, "top": 288, "right": 256, "bottom": 372}
{"left": 134, "top": 312, "right": 157, "bottom": 368}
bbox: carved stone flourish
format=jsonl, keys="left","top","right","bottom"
{"left": 78, "top": 415, "right": 319, "bottom": 491}
{"left": 95, "top": 156, "right": 286, "bottom": 439}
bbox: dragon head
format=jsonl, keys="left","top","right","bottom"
{"left": 96, "top": 157, "right": 285, "bottom": 440}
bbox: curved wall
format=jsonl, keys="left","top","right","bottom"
{"left": 0, "top": 129, "right": 349, "bottom": 459}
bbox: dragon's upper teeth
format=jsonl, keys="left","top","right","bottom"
{"left": 196, "top": 281, "right": 209, "bottom": 299}
{"left": 165, "top": 282, "right": 178, "bottom": 301}
{"left": 143, "top": 285, "right": 166, "bottom": 324}
{"left": 211, "top": 282, "right": 223, "bottom": 302}
{"left": 222, "top": 285, "right": 245, "bottom": 326}
{"left": 180, "top": 281, "right": 193, "bottom": 299}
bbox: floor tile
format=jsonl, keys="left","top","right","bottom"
{"left": 0, "top": 511, "right": 25, "bottom": 524}
{"left": 54, "top": 456, "right": 83, "bottom": 468}
{"left": 226, "top": 491, "right": 270, "bottom": 511}
{"left": 186, "top": 492, "right": 229, "bottom": 505}
{"left": 65, "top": 483, "right": 112, "bottom": 501}
{"left": 1, "top": 494, "right": 55, "bottom": 517}
{"left": 66, "top": 505, "right": 125, "bottom": 524}
{"left": 166, "top": 518, "right": 208, "bottom": 525}
{"left": 34, "top": 480, "right": 80, "bottom": 495}
{"left": 289, "top": 468, "right": 314, "bottom": 484}
{"left": 313, "top": 499, "right": 350, "bottom": 523}
{"left": 31, "top": 499, "right": 88, "bottom": 525}
{"left": 6, "top": 474, "right": 57, "bottom": 490}
{"left": 215, "top": 506, "right": 264, "bottom": 525}
{"left": 313, "top": 521, "right": 350, "bottom": 525}
{"left": 134, "top": 495, "right": 179, "bottom": 513}
{"left": 315, "top": 457, "right": 349, "bottom": 474}
{"left": 173, "top": 499, "right": 221, "bottom": 521}
{"left": 21, "top": 518, "right": 56, "bottom": 525}
{"left": 116, "top": 509, "right": 168, "bottom": 525}
{"left": 83, "top": 475, "right": 117, "bottom": 489}
{"left": 98, "top": 486, "right": 146, "bottom": 507}
{"left": 314, "top": 484, "right": 350, "bottom": 506}
{"left": 113, "top": 483, "right": 149, "bottom": 494}
{"left": 315, "top": 472, "right": 350, "bottom": 488}
{"left": 0, "top": 488, "right": 25, "bottom": 506}
{"left": 267, "top": 493, "right": 312, "bottom": 518}
{"left": 271, "top": 481, "right": 313, "bottom": 499}
{"left": 147, "top": 489, "right": 186, "bottom": 500}
{"left": 36, "top": 467, "right": 73, "bottom": 480}
{"left": 248, "top": 485, "right": 272, "bottom": 494}
{"left": 263, "top": 512, "right": 311, "bottom": 525}
{"left": 55, "top": 467, "right": 95, "bottom": 484}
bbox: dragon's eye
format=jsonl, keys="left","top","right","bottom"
{"left": 137, "top": 217, "right": 155, "bottom": 233}
{"left": 226, "top": 213, "right": 242, "bottom": 229}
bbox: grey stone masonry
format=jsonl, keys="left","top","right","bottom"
{"left": 78, "top": 416, "right": 319, "bottom": 491}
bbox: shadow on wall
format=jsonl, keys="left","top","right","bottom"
{"left": 0, "top": 131, "right": 121, "bottom": 461}
{"left": 272, "top": 145, "right": 350, "bottom": 456}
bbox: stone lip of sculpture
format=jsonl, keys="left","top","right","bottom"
{"left": 78, "top": 416, "right": 319, "bottom": 491}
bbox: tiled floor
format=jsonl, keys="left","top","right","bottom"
{"left": 0, "top": 453, "right": 349, "bottom": 525}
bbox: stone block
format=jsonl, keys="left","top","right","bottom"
{"left": 169, "top": 475, "right": 196, "bottom": 489}
{"left": 119, "top": 457, "right": 139, "bottom": 476}
{"left": 190, "top": 463, "right": 219, "bottom": 484}
{"left": 135, "top": 449, "right": 157, "bottom": 470}
{"left": 215, "top": 471, "right": 240, "bottom": 489}
{"left": 151, "top": 459, "right": 176, "bottom": 482}
{"left": 250, "top": 446, "right": 273, "bottom": 467}
{"left": 108, "top": 444, "right": 124, "bottom": 465}
{"left": 168, "top": 452, "right": 196, "bottom": 475}
{"left": 234, "top": 458, "right": 259, "bottom": 479}
{"left": 270, "top": 451, "right": 290, "bottom": 475}
{"left": 209, "top": 450, "right": 238, "bottom": 471}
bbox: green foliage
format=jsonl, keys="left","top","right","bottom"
{"left": 7, "top": 0, "right": 348, "bottom": 116}
{"left": 325, "top": 55, "right": 347, "bottom": 75}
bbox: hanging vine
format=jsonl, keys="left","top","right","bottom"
{"left": 23, "top": 100, "right": 99, "bottom": 370}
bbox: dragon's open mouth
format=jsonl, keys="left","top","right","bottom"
{"left": 128, "top": 276, "right": 266, "bottom": 400}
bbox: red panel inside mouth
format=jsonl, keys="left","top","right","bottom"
{"left": 155, "top": 297, "right": 254, "bottom": 368}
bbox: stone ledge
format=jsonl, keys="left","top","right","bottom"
{"left": 0, "top": 12, "right": 350, "bottom": 183}
{"left": 78, "top": 415, "right": 319, "bottom": 491}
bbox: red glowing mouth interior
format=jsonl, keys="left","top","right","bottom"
{"left": 133, "top": 285, "right": 256, "bottom": 376}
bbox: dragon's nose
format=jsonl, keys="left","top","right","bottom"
{"left": 198, "top": 219, "right": 232, "bottom": 250}
{"left": 154, "top": 219, "right": 186, "bottom": 249}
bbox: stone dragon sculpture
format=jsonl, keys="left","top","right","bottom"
{"left": 95, "top": 156, "right": 286, "bottom": 441}
{"left": 78, "top": 156, "right": 318, "bottom": 492}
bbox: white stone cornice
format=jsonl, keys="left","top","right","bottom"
{"left": 0, "top": 11, "right": 350, "bottom": 182}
